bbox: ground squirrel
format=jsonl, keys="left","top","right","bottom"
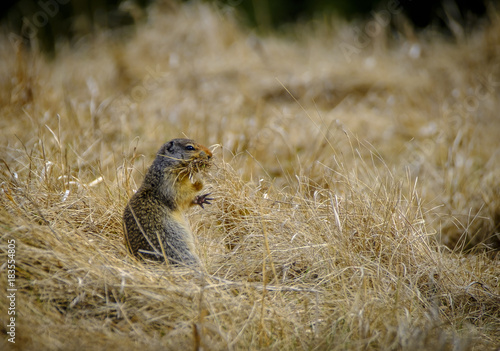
{"left": 123, "top": 138, "right": 213, "bottom": 265}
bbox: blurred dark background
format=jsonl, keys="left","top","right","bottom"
{"left": 234, "top": 0, "right": 491, "bottom": 29}
{"left": 0, "top": 0, "right": 495, "bottom": 55}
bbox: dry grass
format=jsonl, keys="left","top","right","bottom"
{"left": 1, "top": 2, "right": 500, "bottom": 350}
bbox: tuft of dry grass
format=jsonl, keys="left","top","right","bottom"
{"left": 1, "top": 2, "right": 500, "bottom": 350}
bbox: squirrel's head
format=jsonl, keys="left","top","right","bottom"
{"left": 154, "top": 138, "right": 213, "bottom": 177}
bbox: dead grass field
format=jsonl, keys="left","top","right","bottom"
{"left": 1, "top": 2, "right": 500, "bottom": 350}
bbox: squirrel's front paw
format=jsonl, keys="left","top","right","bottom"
{"left": 193, "top": 193, "right": 213, "bottom": 208}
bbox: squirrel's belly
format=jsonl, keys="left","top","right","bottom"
{"left": 167, "top": 210, "right": 197, "bottom": 254}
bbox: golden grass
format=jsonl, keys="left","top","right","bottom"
{"left": 1, "top": 2, "right": 500, "bottom": 350}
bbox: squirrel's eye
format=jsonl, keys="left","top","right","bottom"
{"left": 185, "top": 145, "right": 195, "bottom": 151}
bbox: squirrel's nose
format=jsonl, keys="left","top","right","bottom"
{"left": 200, "top": 151, "right": 211, "bottom": 159}
{"left": 200, "top": 149, "right": 212, "bottom": 160}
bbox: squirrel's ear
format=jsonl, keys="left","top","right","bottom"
{"left": 166, "top": 140, "right": 174, "bottom": 153}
